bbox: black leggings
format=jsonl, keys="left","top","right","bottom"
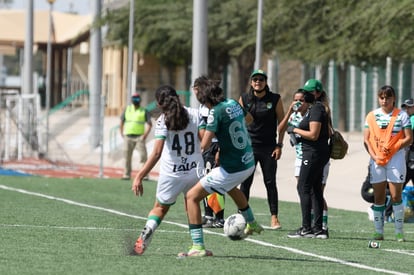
{"left": 240, "top": 146, "right": 278, "bottom": 215}
{"left": 298, "top": 149, "right": 329, "bottom": 230}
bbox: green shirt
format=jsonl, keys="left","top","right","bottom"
{"left": 206, "top": 98, "right": 254, "bottom": 173}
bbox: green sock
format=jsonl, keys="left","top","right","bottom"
{"left": 189, "top": 224, "right": 204, "bottom": 246}
{"left": 239, "top": 206, "right": 254, "bottom": 223}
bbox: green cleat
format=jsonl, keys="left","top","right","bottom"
{"left": 244, "top": 221, "right": 264, "bottom": 235}
{"left": 177, "top": 245, "right": 213, "bottom": 257}
{"left": 372, "top": 232, "right": 384, "bottom": 241}
{"left": 395, "top": 233, "right": 405, "bottom": 242}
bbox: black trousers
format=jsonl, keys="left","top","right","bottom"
{"left": 298, "top": 149, "right": 329, "bottom": 230}
{"left": 240, "top": 145, "right": 278, "bottom": 215}
{"left": 405, "top": 165, "right": 414, "bottom": 188}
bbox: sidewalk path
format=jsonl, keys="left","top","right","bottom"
{"left": 251, "top": 131, "right": 371, "bottom": 213}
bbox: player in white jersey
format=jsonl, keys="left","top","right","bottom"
{"left": 131, "top": 85, "right": 205, "bottom": 255}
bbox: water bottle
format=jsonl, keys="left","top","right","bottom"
{"left": 292, "top": 101, "right": 302, "bottom": 112}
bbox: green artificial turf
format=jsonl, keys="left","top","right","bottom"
{"left": 0, "top": 176, "right": 413, "bottom": 275}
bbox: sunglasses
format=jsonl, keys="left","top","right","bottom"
{"left": 252, "top": 77, "right": 265, "bottom": 82}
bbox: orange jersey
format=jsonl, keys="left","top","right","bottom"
{"left": 366, "top": 109, "right": 403, "bottom": 166}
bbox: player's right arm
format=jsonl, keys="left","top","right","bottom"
{"left": 132, "top": 138, "right": 164, "bottom": 196}
{"left": 201, "top": 130, "right": 214, "bottom": 153}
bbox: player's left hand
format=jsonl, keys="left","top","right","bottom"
{"left": 132, "top": 179, "right": 144, "bottom": 196}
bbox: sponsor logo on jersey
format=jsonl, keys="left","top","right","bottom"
{"left": 173, "top": 161, "right": 197, "bottom": 173}
{"left": 226, "top": 104, "right": 243, "bottom": 119}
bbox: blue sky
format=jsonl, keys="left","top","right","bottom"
{"left": 10, "top": 0, "right": 92, "bottom": 15}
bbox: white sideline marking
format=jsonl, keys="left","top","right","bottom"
{"left": 0, "top": 224, "right": 137, "bottom": 231}
{"left": 0, "top": 184, "right": 409, "bottom": 275}
{"left": 383, "top": 249, "right": 414, "bottom": 256}
{"left": 0, "top": 224, "right": 187, "bottom": 234}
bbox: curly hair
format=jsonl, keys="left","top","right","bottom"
{"left": 155, "top": 85, "right": 189, "bottom": 131}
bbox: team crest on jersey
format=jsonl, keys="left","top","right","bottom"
{"left": 241, "top": 152, "right": 254, "bottom": 164}
{"left": 266, "top": 102, "right": 273, "bottom": 109}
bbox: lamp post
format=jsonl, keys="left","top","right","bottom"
{"left": 126, "top": 0, "right": 134, "bottom": 103}
{"left": 254, "top": 0, "right": 263, "bottom": 70}
{"left": 45, "top": 0, "right": 55, "bottom": 156}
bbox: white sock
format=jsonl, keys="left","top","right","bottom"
{"left": 372, "top": 204, "right": 385, "bottom": 234}
{"left": 146, "top": 218, "right": 159, "bottom": 232}
{"left": 393, "top": 202, "right": 404, "bottom": 234}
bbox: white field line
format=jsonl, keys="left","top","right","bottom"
{"left": 261, "top": 224, "right": 414, "bottom": 234}
{"left": 0, "top": 224, "right": 137, "bottom": 231}
{"left": 0, "top": 224, "right": 187, "bottom": 234}
{"left": 0, "top": 184, "right": 409, "bottom": 275}
{"left": 3, "top": 222, "right": 411, "bottom": 237}
{"left": 383, "top": 249, "right": 414, "bottom": 256}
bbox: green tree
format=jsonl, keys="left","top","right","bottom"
{"left": 104, "top": 0, "right": 260, "bottom": 92}
{"left": 104, "top": 0, "right": 414, "bottom": 130}
{"left": 266, "top": 0, "right": 414, "bottom": 130}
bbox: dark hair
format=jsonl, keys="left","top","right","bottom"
{"left": 194, "top": 76, "right": 224, "bottom": 106}
{"left": 246, "top": 84, "right": 270, "bottom": 104}
{"left": 316, "top": 90, "right": 329, "bottom": 104}
{"left": 378, "top": 85, "right": 396, "bottom": 98}
{"left": 378, "top": 85, "right": 396, "bottom": 107}
{"left": 155, "top": 85, "right": 189, "bottom": 131}
{"left": 294, "top": 88, "right": 305, "bottom": 97}
{"left": 248, "top": 84, "right": 270, "bottom": 94}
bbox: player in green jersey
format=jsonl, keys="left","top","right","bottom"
{"left": 178, "top": 76, "right": 263, "bottom": 257}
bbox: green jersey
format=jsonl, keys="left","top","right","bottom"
{"left": 410, "top": 114, "right": 414, "bottom": 130}
{"left": 206, "top": 98, "right": 254, "bottom": 173}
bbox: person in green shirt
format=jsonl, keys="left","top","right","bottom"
{"left": 179, "top": 76, "right": 263, "bottom": 257}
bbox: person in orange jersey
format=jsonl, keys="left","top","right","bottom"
{"left": 364, "top": 85, "right": 412, "bottom": 242}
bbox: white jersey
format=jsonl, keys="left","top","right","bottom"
{"left": 155, "top": 107, "right": 205, "bottom": 177}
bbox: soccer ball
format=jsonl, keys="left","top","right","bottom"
{"left": 223, "top": 213, "right": 247, "bottom": 240}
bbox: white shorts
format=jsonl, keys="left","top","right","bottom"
{"left": 369, "top": 150, "right": 406, "bottom": 184}
{"left": 200, "top": 166, "right": 255, "bottom": 195}
{"left": 156, "top": 170, "right": 200, "bottom": 205}
{"left": 295, "top": 158, "right": 330, "bottom": 184}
